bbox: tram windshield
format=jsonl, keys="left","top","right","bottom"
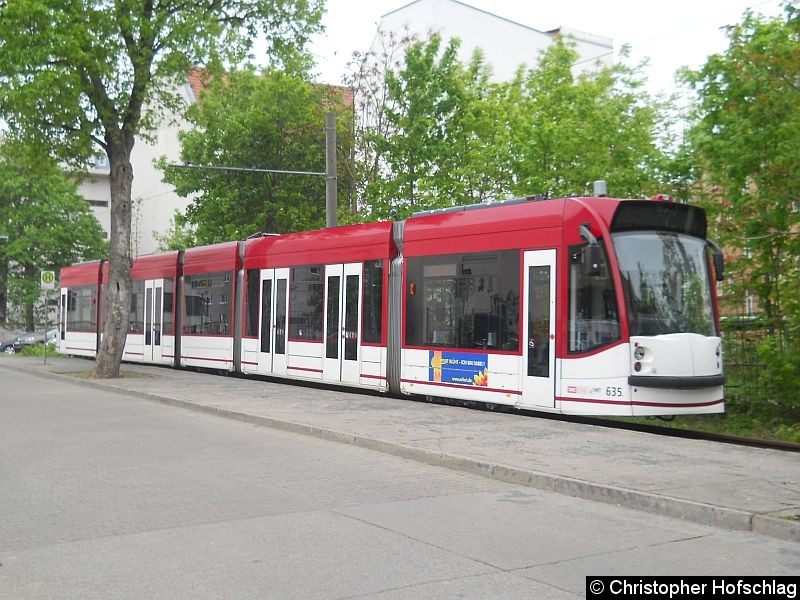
{"left": 612, "top": 232, "right": 717, "bottom": 337}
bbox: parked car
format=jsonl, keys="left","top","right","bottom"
{"left": 0, "top": 337, "right": 18, "bottom": 354}
{"left": 1, "top": 329, "right": 58, "bottom": 354}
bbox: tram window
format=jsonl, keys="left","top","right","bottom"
{"left": 326, "top": 274, "right": 340, "bottom": 359}
{"left": 245, "top": 269, "right": 260, "bottom": 337}
{"left": 362, "top": 260, "right": 383, "bottom": 344}
{"left": 275, "top": 279, "right": 287, "bottom": 354}
{"left": 568, "top": 244, "right": 620, "bottom": 353}
{"left": 405, "top": 251, "right": 520, "bottom": 350}
{"left": 345, "top": 274, "right": 359, "bottom": 360}
{"left": 261, "top": 279, "right": 272, "bottom": 353}
{"left": 182, "top": 271, "right": 233, "bottom": 335}
{"left": 289, "top": 265, "right": 323, "bottom": 341}
{"left": 129, "top": 280, "right": 145, "bottom": 333}
{"left": 163, "top": 278, "right": 174, "bottom": 335}
{"left": 66, "top": 285, "right": 98, "bottom": 332}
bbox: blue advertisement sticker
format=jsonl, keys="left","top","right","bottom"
{"left": 429, "top": 351, "right": 489, "bottom": 387}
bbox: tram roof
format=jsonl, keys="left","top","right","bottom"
{"left": 183, "top": 241, "right": 241, "bottom": 276}
{"left": 404, "top": 196, "right": 584, "bottom": 255}
{"left": 131, "top": 251, "right": 180, "bottom": 280}
{"left": 59, "top": 260, "right": 103, "bottom": 287}
{"left": 244, "top": 221, "right": 394, "bottom": 268}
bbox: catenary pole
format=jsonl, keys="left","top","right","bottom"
{"left": 168, "top": 116, "right": 339, "bottom": 228}
{"left": 325, "top": 112, "right": 337, "bottom": 228}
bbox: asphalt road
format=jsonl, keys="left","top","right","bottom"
{"left": 1, "top": 368, "right": 798, "bottom": 599}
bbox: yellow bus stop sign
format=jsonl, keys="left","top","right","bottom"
{"left": 41, "top": 270, "right": 56, "bottom": 290}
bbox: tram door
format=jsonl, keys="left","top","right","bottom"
{"left": 144, "top": 279, "right": 164, "bottom": 362}
{"left": 259, "top": 268, "right": 289, "bottom": 376}
{"left": 521, "top": 250, "right": 556, "bottom": 408}
{"left": 322, "top": 263, "right": 362, "bottom": 384}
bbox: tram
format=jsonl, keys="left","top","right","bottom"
{"left": 57, "top": 193, "right": 726, "bottom": 416}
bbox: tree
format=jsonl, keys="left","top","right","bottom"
{"left": 504, "top": 38, "right": 663, "bottom": 199}
{"left": 351, "top": 33, "right": 666, "bottom": 220}
{"left": 682, "top": 6, "right": 800, "bottom": 331}
{"left": 0, "top": 0, "right": 322, "bottom": 377}
{"left": 160, "top": 68, "right": 354, "bottom": 243}
{"left": 0, "top": 140, "right": 106, "bottom": 329}
{"left": 345, "top": 26, "right": 419, "bottom": 219}
{"left": 359, "top": 34, "right": 506, "bottom": 219}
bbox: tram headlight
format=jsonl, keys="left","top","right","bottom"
{"left": 633, "top": 346, "right": 646, "bottom": 361}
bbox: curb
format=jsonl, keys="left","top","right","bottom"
{"left": 7, "top": 363, "right": 799, "bottom": 544}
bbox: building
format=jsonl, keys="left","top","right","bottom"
{"left": 372, "top": 0, "right": 613, "bottom": 82}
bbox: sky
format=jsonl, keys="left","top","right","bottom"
{"left": 304, "top": 0, "right": 788, "bottom": 96}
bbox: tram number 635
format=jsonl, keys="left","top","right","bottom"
{"left": 606, "top": 386, "right": 623, "bottom": 397}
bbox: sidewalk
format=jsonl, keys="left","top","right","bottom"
{"left": 3, "top": 355, "right": 799, "bottom": 543}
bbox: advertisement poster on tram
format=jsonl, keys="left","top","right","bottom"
{"left": 429, "top": 351, "right": 489, "bottom": 387}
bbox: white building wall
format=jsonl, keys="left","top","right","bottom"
{"left": 374, "top": 0, "right": 612, "bottom": 81}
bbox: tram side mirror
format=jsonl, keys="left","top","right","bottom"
{"left": 708, "top": 240, "right": 725, "bottom": 282}
{"left": 584, "top": 244, "right": 603, "bottom": 277}
{"left": 578, "top": 223, "right": 603, "bottom": 277}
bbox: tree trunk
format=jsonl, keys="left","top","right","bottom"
{"left": 93, "top": 136, "right": 134, "bottom": 378}
{"left": 24, "top": 263, "right": 35, "bottom": 330}
{"left": 0, "top": 252, "right": 7, "bottom": 327}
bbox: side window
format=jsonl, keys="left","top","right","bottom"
{"left": 162, "top": 277, "right": 174, "bottom": 335}
{"left": 66, "top": 285, "right": 98, "bottom": 332}
{"left": 182, "top": 271, "right": 233, "bottom": 335}
{"left": 245, "top": 269, "right": 260, "bottom": 337}
{"left": 362, "top": 260, "right": 384, "bottom": 344}
{"left": 129, "top": 280, "right": 145, "bottom": 333}
{"left": 289, "top": 265, "right": 323, "bottom": 341}
{"left": 568, "top": 244, "right": 620, "bottom": 353}
{"left": 405, "top": 251, "right": 520, "bottom": 351}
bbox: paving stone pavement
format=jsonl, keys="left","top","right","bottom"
{"left": 0, "top": 362, "right": 800, "bottom": 600}
{"left": 2, "top": 363, "right": 800, "bottom": 599}
{"left": 2, "top": 355, "right": 799, "bottom": 545}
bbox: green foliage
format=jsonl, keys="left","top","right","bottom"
{"left": 0, "top": 140, "right": 106, "bottom": 328}
{"left": 505, "top": 39, "right": 663, "bottom": 199}
{"left": 753, "top": 336, "right": 800, "bottom": 408}
{"left": 683, "top": 6, "right": 800, "bottom": 328}
{"left": 680, "top": 5, "right": 800, "bottom": 414}
{"left": 354, "top": 33, "right": 667, "bottom": 220}
{"left": 362, "top": 35, "right": 505, "bottom": 219}
{"left": 160, "top": 68, "right": 353, "bottom": 242}
{"left": 717, "top": 322, "right": 800, "bottom": 438}
{"left": 0, "top": 0, "right": 324, "bottom": 162}
{"left": 17, "top": 342, "right": 52, "bottom": 357}
{"left": 154, "top": 211, "right": 198, "bottom": 252}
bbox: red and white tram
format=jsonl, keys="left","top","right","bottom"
{"left": 58, "top": 194, "right": 725, "bottom": 416}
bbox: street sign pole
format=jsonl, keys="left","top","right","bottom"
{"left": 41, "top": 271, "right": 55, "bottom": 365}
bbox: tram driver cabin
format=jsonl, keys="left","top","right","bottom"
{"left": 58, "top": 192, "right": 726, "bottom": 417}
